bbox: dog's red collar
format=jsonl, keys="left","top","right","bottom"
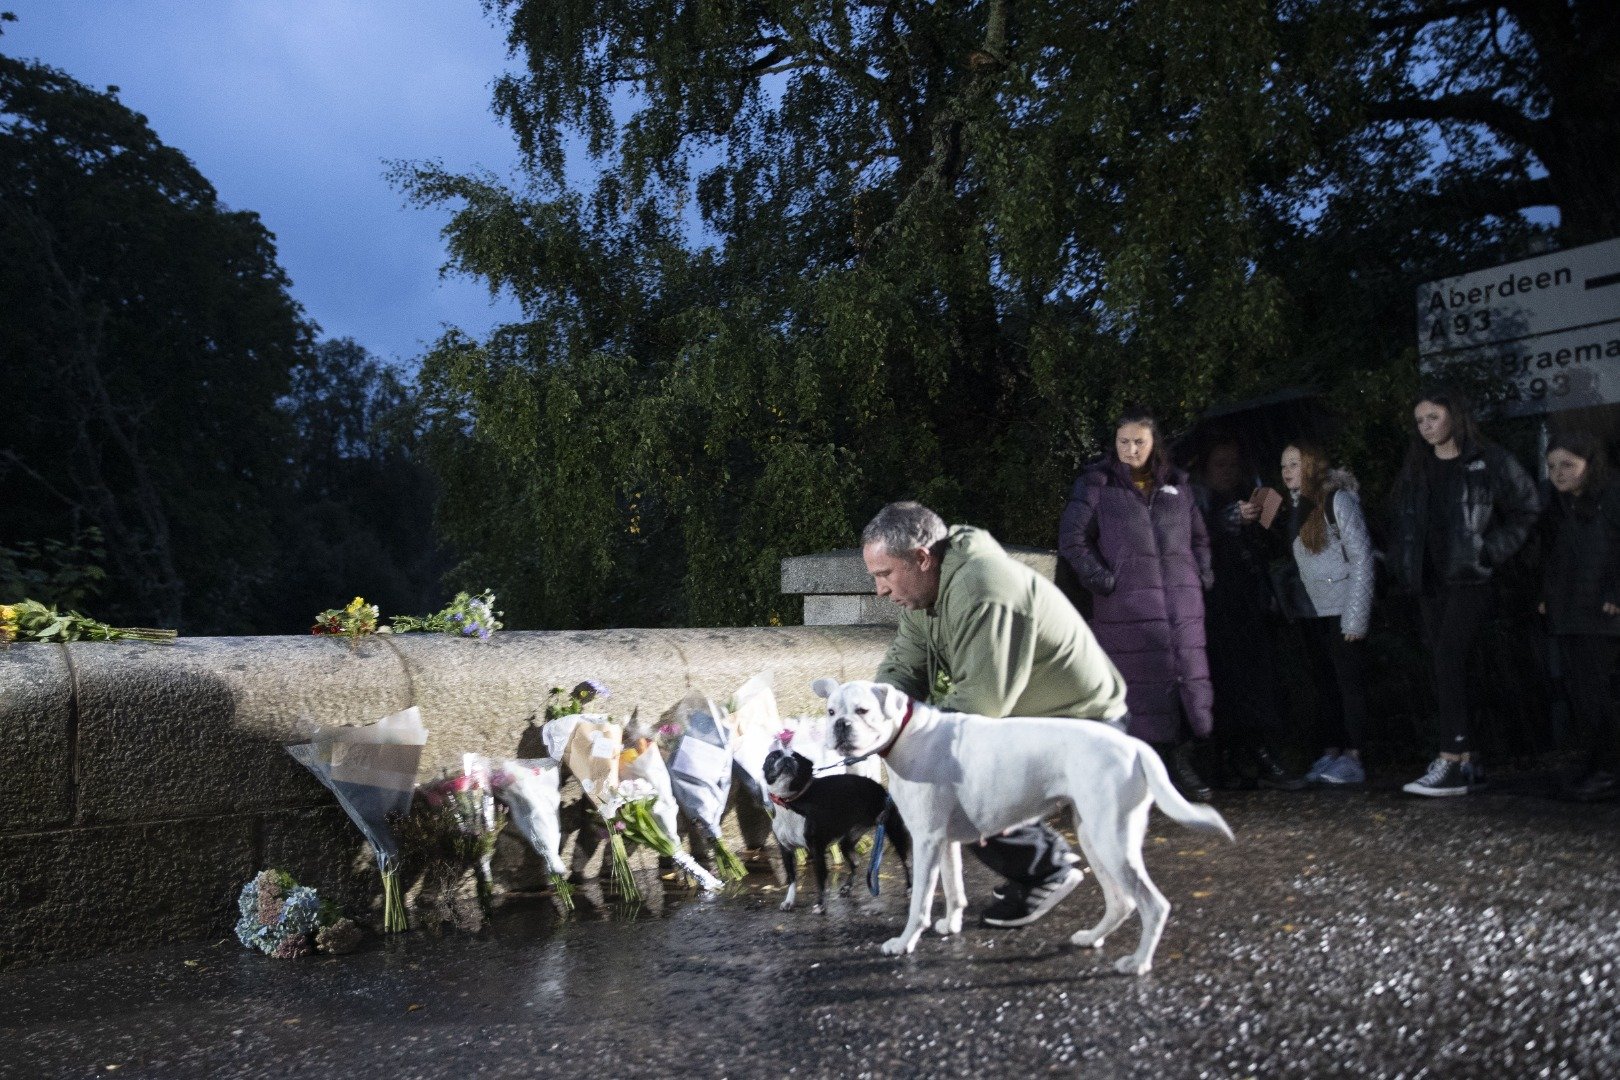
{"left": 768, "top": 779, "right": 811, "bottom": 808}
{"left": 876, "top": 698, "right": 916, "bottom": 759}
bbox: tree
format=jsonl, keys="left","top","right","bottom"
{"left": 0, "top": 45, "right": 319, "bottom": 629}
{"left": 402, "top": 0, "right": 1313, "bottom": 627}
{"left": 270, "top": 338, "right": 448, "bottom": 632}
{"left": 1344, "top": 0, "right": 1620, "bottom": 244}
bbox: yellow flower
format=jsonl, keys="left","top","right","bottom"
{"left": 619, "top": 747, "right": 640, "bottom": 767}
{"left": 346, "top": 596, "right": 366, "bottom": 614}
{"left": 0, "top": 605, "right": 14, "bottom": 622}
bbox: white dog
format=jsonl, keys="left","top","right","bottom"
{"left": 813, "top": 677, "right": 1233, "bottom": 975}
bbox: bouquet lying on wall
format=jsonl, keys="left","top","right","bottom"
{"left": 310, "top": 596, "right": 380, "bottom": 643}
{"left": 234, "top": 869, "right": 361, "bottom": 958}
{"left": 0, "top": 599, "right": 176, "bottom": 646}
{"left": 286, "top": 706, "right": 428, "bottom": 932}
{"left": 387, "top": 590, "right": 503, "bottom": 639}
{"left": 660, "top": 692, "right": 747, "bottom": 882}
{"left": 474, "top": 755, "right": 574, "bottom": 910}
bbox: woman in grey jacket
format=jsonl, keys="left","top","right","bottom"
{"left": 1273, "top": 442, "right": 1376, "bottom": 785}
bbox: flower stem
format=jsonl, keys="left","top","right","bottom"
{"left": 381, "top": 867, "right": 408, "bottom": 932}
{"left": 710, "top": 838, "right": 747, "bottom": 882}
{"left": 549, "top": 872, "right": 575, "bottom": 912}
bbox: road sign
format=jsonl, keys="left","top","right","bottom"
{"left": 1417, "top": 237, "right": 1620, "bottom": 417}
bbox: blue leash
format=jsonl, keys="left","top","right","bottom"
{"left": 867, "top": 796, "right": 893, "bottom": 896}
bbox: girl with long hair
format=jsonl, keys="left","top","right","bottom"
{"left": 1388, "top": 387, "right": 1539, "bottom": 797}
{"left": 1538, "top": 430, "right": 1620, "bottom": 801}
{"left": 1272, "top": 441, "right": 1375, "bottom": 785}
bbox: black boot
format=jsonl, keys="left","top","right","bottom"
{"left": 1253, "top": 747, "right": 1306, "bottom": 791}
{"left": 1168, "top": 742, "right": 1212, "bottom": 801}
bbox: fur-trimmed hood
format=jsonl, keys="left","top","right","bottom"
{"left": 1321, "top": 467, "right": 1360, "bottom": 498}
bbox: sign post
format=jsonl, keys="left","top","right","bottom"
{"left": 1417, "top": 237, "right": 1620, "bottom": 416}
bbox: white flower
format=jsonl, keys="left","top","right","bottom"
{"left": 617, "top": 778, "right": 655, "bottom": 802}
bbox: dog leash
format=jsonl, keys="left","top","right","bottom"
{"left": 867, "top": 796, "right": 893, "bottom": 897}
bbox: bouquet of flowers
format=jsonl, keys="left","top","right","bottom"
{"left": 474, "top": 755, "right": 574, "bottom": 910}
{"left": 234, "top": 868, "right": 361, "bottom": 958}
{"left": 730, "top": 673, "right": 786, "bottom": 809}
{"left": 620, "top": 711, "right": 724, "bottom": 892}
{"left": 0, "top": 599, "right": 176, "bottom": 647}
{"left": 310, "top": 596, "right": 380, "bottom": 643}
{"left": 411, "top": 755, "right": 508, "bottom": 915}
{"left": 543, "top": 713, "right": 637, "bottom": 896}
{"left": 387, "top": 590, "right": 503, "bottom": 639}
{"left": 546, "top": 679, "right": 609, "bottom": 720}
{"left": 285, "top": 706, "right": 428, "bottom": 932}
{"left": 660, "top": 691, "right": 747, "bottom": 881}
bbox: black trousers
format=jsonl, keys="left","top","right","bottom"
{"left": 1419, "top": 583, "right": 1495, "bottom": 753}
{"left": 1298, "top": 615, "right": 1369, "bottom": 752}
{"left": 969, "top": 823, "right": 1072, "bottom": 889}
{"left": 1555, "top": 634, "right": 1620, "bottom": 777}
{"left": 1206, "top": 602, "right": 1288, "bottom": 749}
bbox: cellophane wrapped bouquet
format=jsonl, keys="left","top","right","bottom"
{"left": 730, "top": 673, "right": 787, "bottom": 810}
{"left": 660, "top": 691, "right": 747, "bottom": 881}
{"left": 543, "top": 712, "right": 638, "bottom": 897}
{"left": 543, "top": 711, "right": 718, "bottom": 901}
{"left": 410, "top": 754, "right": 508, "bottom": 917}
{"left": 621, "top": 710, "right": 724, "bottom": 893}
{"left": 473, "top": 754, "right": 575, "bottom": 910}
{"left": 285, "top": 706, "right": 428, "bottom": 932}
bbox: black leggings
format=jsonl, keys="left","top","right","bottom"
{"left": 1299, "top": 615, "right": 1368, "bottom": 752}
{"left": 1419, "top": 583, "right": 1495, "bottom": 754}
{"left": 1555, "top": 634, "right": 1620, "bottom": 777}
{"left": 970, "top": 823, "right": 1072, "bottom": 889}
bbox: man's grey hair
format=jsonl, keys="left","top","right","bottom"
{"left": 861, "top": 501, "right": 948, "bottom": 556}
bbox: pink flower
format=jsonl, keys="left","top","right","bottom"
{"left": 775, "top": 729, "right": 795, "bottom": 746}
{"left": 448, "top": 774, "right": 474, "bottom": 793}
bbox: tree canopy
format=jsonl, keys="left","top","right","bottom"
{"left": 0, "top": 38, "right": 443, "bottom": 632}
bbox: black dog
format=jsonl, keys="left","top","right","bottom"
{"left": 763, "top": 747, "right": 911, "bottom": 913}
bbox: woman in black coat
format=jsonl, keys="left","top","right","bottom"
{"left": 1539, "top": 431, "right": 1620, "bottom": 801}
{"left": 1387, "top": 387, "right": 1540, "bottom": 797}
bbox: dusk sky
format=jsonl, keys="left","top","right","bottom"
{"left": 4, "top": 1, "right": 535, "bottom": 367}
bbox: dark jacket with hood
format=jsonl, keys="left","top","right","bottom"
{"left": 1540, "top": 480, "right": 1620, "bottom": 637}
{"left": 1388, "top": 438, "right": 1539, "bottom": 593}
{"left": 1058, "top": 458, "right": 1214, "bottom": 743}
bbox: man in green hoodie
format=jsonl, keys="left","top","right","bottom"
{"left": 862, "top": 500, "right": 1130, "bottom": 927}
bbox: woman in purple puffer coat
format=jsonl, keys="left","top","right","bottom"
{"left": 1059, "top": 406, "right": 1216, "bottom": 798}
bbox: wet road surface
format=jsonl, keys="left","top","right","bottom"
{"left": 4, "top": 786, "right": 1619, "bottom": 1078}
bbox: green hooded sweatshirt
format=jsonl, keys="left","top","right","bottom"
{"left": 875, "top": 525, "right": 1128, "bottom": 720}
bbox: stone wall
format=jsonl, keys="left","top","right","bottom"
{"left": 0, "top": 627, "right": 890, "bottom": 966}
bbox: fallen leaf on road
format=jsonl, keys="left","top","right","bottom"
{"left": 406, "top": 1004, "right": 424, "bottom": 1012}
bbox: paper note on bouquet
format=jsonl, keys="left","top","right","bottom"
{"left": 672, "top": 733, "right": 731, "bottom": 779}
